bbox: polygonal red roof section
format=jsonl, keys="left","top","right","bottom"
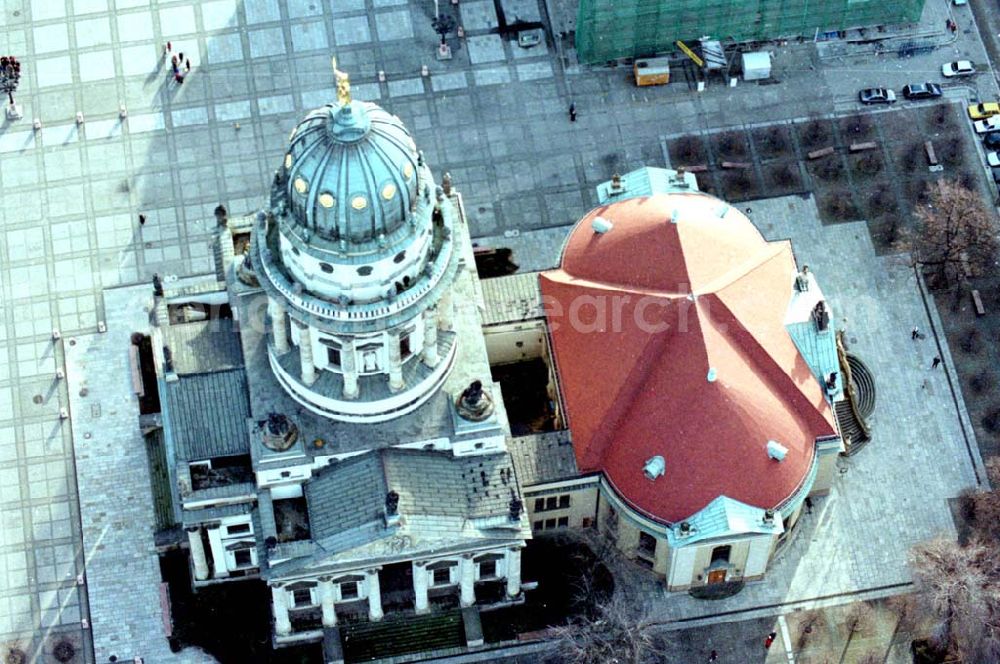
{"left": 541, "top": 194, "right": 837, "bottom": 523}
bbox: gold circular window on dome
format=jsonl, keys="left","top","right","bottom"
{"left": 284, "top": 153, "right": 293, "bottom": 169}
{"left": 294, "top": 177, "right": 308, "bottom": 195}
{"left": 381, "top": 184, "right": 397, "bottom": 201}
{"left": 351, "top": 196, "right": 368, "bottom": 210}
{"left": 318, "top": 192, "right": 335, "bottom": 208}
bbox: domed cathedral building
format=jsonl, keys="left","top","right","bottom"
{"left": 148, "top": 66, "right": 530, "bottom": 661}
{"left": 485, "top": 166, "right": 874, "bottom": 595}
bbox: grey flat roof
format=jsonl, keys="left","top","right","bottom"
{"left": 164, "top": 318, "right": 244, "bottom": 375}
{"left": 166, "top": 368, "right": 252, "bottom": 461}
{"left": 479, "top": 272, "right": 545, "bottom": 326}
{"left": 508, "top": 430, "right": 580, "bottom": 486}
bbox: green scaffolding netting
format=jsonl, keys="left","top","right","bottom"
{"left": 575, "top": 0, "right": 926, "bottom": 64}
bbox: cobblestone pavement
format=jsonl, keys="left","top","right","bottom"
{"left": 64, "top": 286, "right": 215, "bottom": 663}
{"left": 0, "top": 0, "right": 994, "bottom": 659}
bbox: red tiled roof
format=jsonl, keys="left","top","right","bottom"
{"left": 541, "top": 193, "right": 836, "bottom": 523}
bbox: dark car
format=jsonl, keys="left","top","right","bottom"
{"left": 984, "top": 132, "right": 1000, "bottom": 150}
{"left": 902, "top": 83, "right": 943, "bottom": 100}
{"left": 859, "top": 88, "right": 897, "bottom": 105}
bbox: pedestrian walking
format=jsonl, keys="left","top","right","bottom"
{"left": 932, "top": 356, "right": 942, "bottom": 369}
{"left": 185, "top": 58, "right": 191, "bottom": 72}
{"left": 164, "top": 41, "right": 172, "bottom": 55}
{"left": 708, "top": 651, "right": 718, "bottom": 662}
{"left": 569, "top": 102, "right": 577, "bottom": 122}
{"left": 138, "top": 214, "right": 146, "bottom": 226}
{"left": 764, "top": 631, "right": 777, "bottom": 649}
{"left": 178, "top": 52, "right": 184, "bottom": 63}
{"left": 911, "top": 326, "right": 920, "bottom": 340}
{"left": 174, "top": 71, "right": 185, "bottom": 85}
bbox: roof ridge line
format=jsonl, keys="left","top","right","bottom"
{"left": 690, "top": 241, "right": 789, "bottom": 297}
{"left": 697, "top": 290, "right": 835, "bottom": 435}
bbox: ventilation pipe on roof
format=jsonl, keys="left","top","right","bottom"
{"left": 592, "top": 217, "right": 613, "bottom": 234}
{"left": 767, "top": 440, "right": 788, "bottom": 461}
{"left": 795, "top": 265, "right": 811, "bottom": 292}
{"left": 707, "top": 367, "right": 718, "bottom": 383}
{"left": 643, "top": 455, "right": 665, "bottom": 480}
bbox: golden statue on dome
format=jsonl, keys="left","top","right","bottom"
{"left": 331, "top": 57, "right": 351, "bottom": 106}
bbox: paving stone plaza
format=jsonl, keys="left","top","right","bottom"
{"left": 0, "top": 0, "right": 994, "bottom": 661}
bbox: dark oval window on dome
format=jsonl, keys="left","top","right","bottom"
{"left": 319, "top": 262, "right": 334, "bottom": 273}
{"left": 357, "top": 266, "right": 373, "bottom": 277}
{"left": 393, "top": 251, "right": 406, "bottom": 264}
{"left": 291, "top": 246, "right": 300, "bottom": 256}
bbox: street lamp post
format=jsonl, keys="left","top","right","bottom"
{"left": 0, "top": 55, "right": 23, "bottom": 121}
{"left": 431, "top": 10, "right": 456, "bottom": 60}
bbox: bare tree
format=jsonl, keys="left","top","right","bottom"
{"left": 966, "top": 457, "right": 1000, "bottom": 543}
{"left": 547, "top": 592, "right": 665, "bottom": 664}
{"left": 897, "top": 179, "right": 1000, "bottom": 288}
{"left": 844, "top": 601, "right": 875, "bottom": 637}
{"left": 909, "top": 537, "right": 1000, "bottom": 662}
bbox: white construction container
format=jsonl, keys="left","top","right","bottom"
{"left": 741, "top": 51, "right": 772, "bottom": 81}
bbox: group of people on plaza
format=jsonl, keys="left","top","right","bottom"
{"left": 163, "top": 41, "right": 192, "bottom": 85}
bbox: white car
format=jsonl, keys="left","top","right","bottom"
{"left": 975, "top": 116, "right": 1000, "bottom": 134}
{"left": 989, "top": 151, "right": 1000, "bottom": 167}
{"left": 942, "top": 60, "right": 976, "bottom": 77}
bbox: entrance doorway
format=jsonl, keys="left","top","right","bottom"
{"left": 707, "top": 569, "right": 727, "bottom": 584}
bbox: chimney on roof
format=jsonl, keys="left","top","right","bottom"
{"left": 385, "top": 491, "right": 401, "bottom": 527}
{"left": 610, "top": 173, "right": 624, "bottom": 192}
{"left": 826, "top": 372, "right": 838, "bottom": 391}
{"left": 795, "top": 265, "right": 811, "bottom": 292}
{"left": 767, "top": 440, "right": 788, "bottom": 461}
{"left": 509, "top": 496, "right": 523, "bottom": 522}
{"left": 678, "top": 521, "right": 691, "bottom": 537}
{"left": 643, "top": 455, "right": 665, "bottom": 480}
{"left": 763, "top": 509, "right": 775, "bottom": 525}
{"left": 812, "top": 300, "right": 830, "bottom": 332}
{"left": 591, "top": 216, "right": 613, "bottom": 234}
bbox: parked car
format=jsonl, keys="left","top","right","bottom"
{"left": 969, "top": 102, "right": 1000, "bottom": 120}
{"left": 902, "top": 83, "right": 943, "bottom": 100}
{"left": 974, "top": 115, "right": 1000, "bottom": 134}
{"left": 859, "top": 88, "right": 896, "bottom": 105}
{"left": 942, "top": 60, "right": 976, "bottom": 77}
{"left": 988, "top": 151, "right": 1000, "bottom": 167}
{"left": 984, "top": 132, "right": 1000, "bottom": 149}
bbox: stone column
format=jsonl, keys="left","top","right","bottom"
{"left": 269, "top": 298, "right": 289, "bottom": 353}
{"left": 366, "top": 569, "right": 383, "bottom": 621}
{"left": 422, "top": 309, "right": 439, "bottom": 368}
{"left": 438, "top": 290, "right": 454, "bottom": 331}
{"left": 413, "top": 561, "right": 429, "bottom": 614}
{"left": 319, "top": 577, "right": 337, "bottom": 627}
{"left": 272, "top": 585, "right": 292, "bottom": 636}
{"left": 459, "top": 555, "right": 475, "bottom": 607}
{"left": 206, "top": 524, "right": 229, "bottom": 579}
{"left": 341, "top": 342, "right": 359, "bottom": 400}
{"left": 186, "top": 526, "right": 209, "bottom": 581}
{"left": 297, "top": 322, "right": 317, "bottom": 385}
{"left": 387, "top": 331, "right": 404, "bottom": 392}
{"left": 506, "top": 547, "right": 521, "bottom": 598}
